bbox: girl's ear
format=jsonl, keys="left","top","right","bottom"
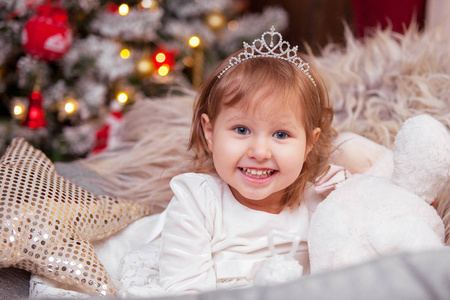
{"left": 306, "top": 127, "right": 321, "bottom": 158}
{"left": 313, "top": 127, "right": 321, "bottom": 143}
{"left": 201, "top": 113, "right": 213, "bottom": 152}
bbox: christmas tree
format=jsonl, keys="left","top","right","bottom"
{"left": 0, "top": 0, "right": 287, "bottom": 160}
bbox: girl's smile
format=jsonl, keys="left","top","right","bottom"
{"left": 239, "top": 167, "right": 276, "bottom": 178}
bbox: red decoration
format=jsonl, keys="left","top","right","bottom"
{"left": 105, "top": 2, "right": 119, "bottom": 14}
{"left": 92, "top": 125, "right": 110, "bottom": 153}
{"left": 151, "top": 48, "right": 178, "bottom": 69}
{"left": 352, "top": 0, "right": 426, "bottom": 37}
{"left": 21, "top": 3, "right": 72, "bottom": 62}
{"left": 24, "top": 90, "right": 46, "bottom": 129}
{"left": 92, "top": 106, "right": 123, "bottom": 154}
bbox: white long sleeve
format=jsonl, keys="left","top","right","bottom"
{"left": 159, "top": 173, "right": 218, "bottom": 293}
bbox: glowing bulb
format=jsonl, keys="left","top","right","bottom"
{"left": 141, "top": 0, "right": 152, "bottom": 8}
{"left": 206, "top": 12, "right": 226, "bottom": 30}
{"left": 13, "top": 105, "right": 24, "bottom": 116}
{"left": 141, "top": 0, "right": 158, "bottom": 9}
{"left": 188, "top": 36, "right": 200, "bottom": 48}
{"left": 155, "top": 52, "right": 166, "bottom": 63}
{"left": 120, "top": 48, "right": 131, "bottom": 59}
{"left": 158, "top": 65, "right": 170, "bottom": 76}
{"left": 117, "top": 92, "right": 128, "bottom": 103}
{"left": 136, "top": 58, "right": 154, "bottom": 76}
{"left": 64, "top": 102, "right": 75, "bottom": 114}
{"left": 118, "top": 4, "right": 129, "bottom": 16}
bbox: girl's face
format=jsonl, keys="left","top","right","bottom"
{"left": 201, "top": 96, "right": 320, "bottom": 214}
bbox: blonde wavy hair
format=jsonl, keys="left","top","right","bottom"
{"left": 188, "top": 50, "right": 336, "bottom": 208}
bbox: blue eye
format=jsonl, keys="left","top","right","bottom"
{"left": 273, "top": 131, "right": 289, "bottom": 139}
{"left": 234, "top": 127, "right": 250, "bottom": 135}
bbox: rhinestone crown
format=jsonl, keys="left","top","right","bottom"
{"left": 218, "top": 26, "right": 317, "bottom": 87}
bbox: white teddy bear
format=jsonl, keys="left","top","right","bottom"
{"left": 308, "top": 114, "right": 450, "bottom": 273}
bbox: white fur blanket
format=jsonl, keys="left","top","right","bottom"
{"left": 30, "top": 23, "right": 450, "bottom": 299}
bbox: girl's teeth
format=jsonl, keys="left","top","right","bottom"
{"left": 242, "top": 168, "right": 273, "bottom": 177}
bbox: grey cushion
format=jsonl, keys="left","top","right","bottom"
{"left": 0, "top": 267, "right": 31, "bottom": 300}
{"left": 87, "top": 248, "right": 450, "bottom": 300}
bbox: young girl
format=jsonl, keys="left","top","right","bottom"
{"left": 158, "top": 27, "right": 339, "bottom": 293}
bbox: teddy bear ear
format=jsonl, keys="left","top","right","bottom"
{"left": 391, "top": 114, "right": 450, "bottom": 204}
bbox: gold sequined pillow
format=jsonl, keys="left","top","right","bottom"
{"left": 0, "top": 138, "right": 152, "bottom": 296}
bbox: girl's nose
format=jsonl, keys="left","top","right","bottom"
{"left": 247, "top": 138, "right": 272, "bottom": 161}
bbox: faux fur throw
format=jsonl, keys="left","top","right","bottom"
{"left": 311, "top": 24, "right": 450, "bottom": 148}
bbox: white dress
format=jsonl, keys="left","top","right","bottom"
{"left": 159, "top": 172, "right": 322, "bottom": 293}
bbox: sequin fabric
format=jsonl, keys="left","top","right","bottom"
{"left": 0, "top": 138, "right": 152, "bottom": 296}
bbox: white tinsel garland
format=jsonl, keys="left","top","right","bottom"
{"left": 16, "top": 55, "right": 51, "bottom": 88}
{"left": 44, "top": 80, "right": 67, "bottom": 108}
{"left": 166, "top": 0, "right": 234, "bottom": 18}
{"left": 218, "top": 7, "right": 289, "bottom": 55}
{"left": 76, "top": 79, "right": 108, "bottom": 113}
{"left": 0, "top": 0, "right": 37, "bottom": 15}
{"left": 0, "top": 20, "right": 22, "bottom": 65}
{"left": 90, "top": 8, "right": 163, "bottom": 42}
{"left": 163, "top": 19, "right": 217, "bottom": 48}
{"left": 72, "top": 0, "right": 100, "bottom": 13}
{"left": 0, "top": 40, "right": 13, "bottom": 68}
{"left": 61, "top": 123, "right": 97, "bottom": 156}
{"left": 62, "top": 35, "right": 134, "bottom": 82}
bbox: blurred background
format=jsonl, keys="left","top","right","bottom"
{"left": 0, "top": 0, "right": 434, "bottom": 161}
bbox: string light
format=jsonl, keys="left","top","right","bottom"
{"left": 205, "top": 11, "right": 226, "bottom": 31}
{"left": 64, "top": 102, "right": 75, "bottom": 114}
{"left": 140, "top": 0, "right": 158, "bottom": 10}
{"left": 188, "top": 36, "right": 200, "bottom": 48}
{"left": 13, "top": 104, "right": 24, "bottom": 116}
{"left": 11, "top": 97, "right": 27, "bottom": 121}
{"left": 157, "top": 65, "right": 170, "bottom": 76}
{"left": 152, "top": 49, "right": 177, "bottom": 72}
{"left": 140, "top": 0, "right": 152, "bottom": 8}
{"left": 57, "top": 96, "right": 79, "bottom": 121}
{"left": 136, "top": 56, "right": 154, "bottom": 76}
{"left": 155, "top": 52, "right": 166, "bottom": 63}
{"left": 118, "top": 4, "right": 129, "bottom": 16}
{"left": 117, "top": 92, "right": 129, "bottom": 103}
{"left": 120, "top": 48, "right": 131, "bottom": 59}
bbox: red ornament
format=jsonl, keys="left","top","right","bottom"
{"left": 21, "top": 3, "right": 72, "bottom": 62}
{"left": 92, "top": 105, "right": 123, "bottom": 154}
{"left": 105, "top": 2, "right": 120, "bottom": 14}
{"left": 152, "top": 48, "right": 178, "bottom": 69}
{"left": 24, "top": 90, "right": 46, "bottom": 129}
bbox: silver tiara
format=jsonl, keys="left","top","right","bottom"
{"left": 218, "top": 26, "right": 317, "bottom": 87}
